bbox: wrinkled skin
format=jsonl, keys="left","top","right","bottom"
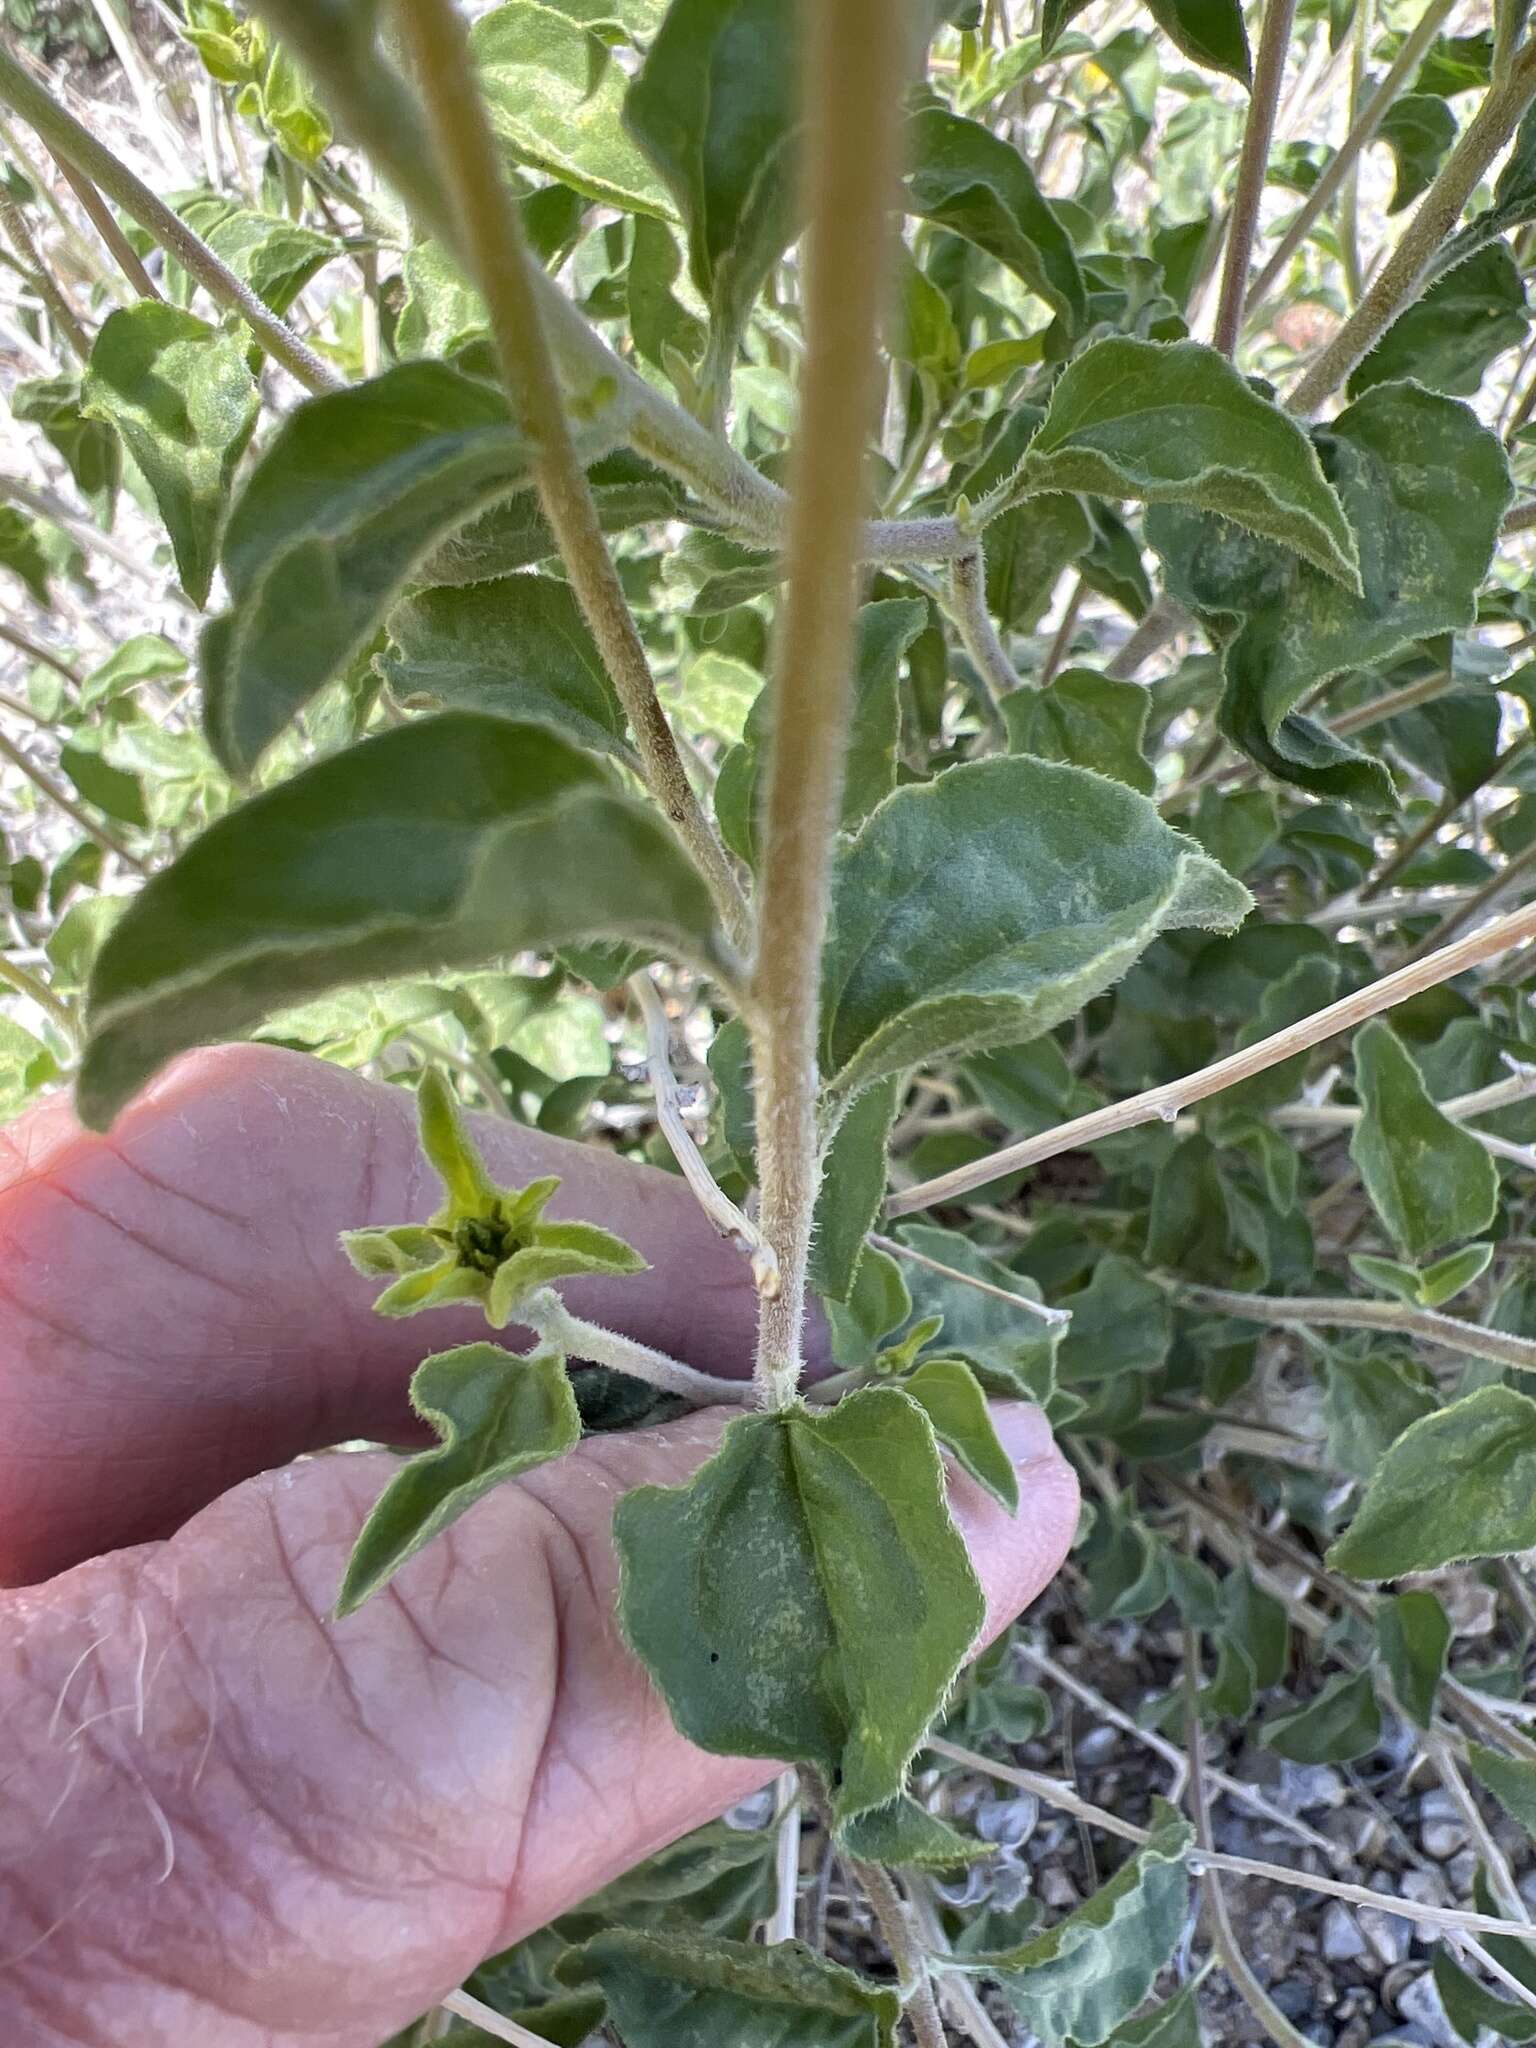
{"left": 0, "top": 1045, "right": 1079, "bottom": 2046}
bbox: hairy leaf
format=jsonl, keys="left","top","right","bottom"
{"left": 902, "top": 1357, "right": 1019, "bottom": 1510}
{"left": 716, "top": 599, "right": 925, "bottom": 866}
{"left": 1329, "top": 1386, "right": 1536, "bottom": 1577}
{"left": 1153, "top": 382, "right": 1511, "bottom": 802}
{"left": 1043, "top": 0, "right": 1249, "bottom": 78}
{"left": 893, "top": 1224, "right": 1061, "bottom": 1402}
{"left": 473, "top": 2, "right": 672, "bottom": 217}
{"left": 1260, "top": 1667, "right": 1381, "bottom": 1764}
{"left": 809, "top": 1080, "right": 899, "bottom": 1305}
{"left": 1349, "top": 1020, "right": 1499, "bottom": 1259}
{"left": 1465, "top": 1742, "right": 1536, "bottom": 1840}
{"left": 1376, "top": 1591, "right": 1450, "bottom": 1727}
{"left": 956, "top": 1799, "right": 1195, "bottom": 2045}
{"left": 1003, "top": 668, "right": 1154, "bottom": 793}
{"left": 83, "top": 304, "right": 258, "bottom": 608}
{"left": 1349, "top": 244, "right": 1529, "bottom": 397}
{"left": 558, "top": 1929, "right": 900, "bottom": 2048}
{"left": 624, "top": 0, "right": 798, "bottom": 370}
{"left": 378, "top": 575, "right": 630, "bottom": 761}
{"left": 1379, "top": 92, "right": 1456, "bottom": 212}
{"left": 1013, "top": 338, "right": 1358, "bottom": 588}
{"left": 201, "top": 361, "right": 552, "bottom": 774}
{"left": 821, "top": 756, "right": 1250, "bottom": 1101}
{"left": 614, "top": 1387, "right": 985, "bottom": 1823}
{"left": 836, "top": 1794, "right": 987, "bottom": 1869}
{"left": 336, "top": 1343, "right": 580, "bottom": 1616}
{"left": 905, "top": 106, "right": 1087, "bottom": 332}
{"left": 78, "top": 715, "right": 725, "bottom": 1128}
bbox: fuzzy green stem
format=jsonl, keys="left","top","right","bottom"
{"left": 1289, "top": 43, "right": 1536, "bottom": 411}
{"left": 947, "top": 545, "right": 1019, "bottom": 729}
{"left": 526, "top": 1291, "right": 751, "bottom": 1407}
{"left": 0, "top": 43, "right": 338, "bottom": 394}
{"left": 392, "top": 0, "right": 751, "bottom": 954}
{"left": 749, "top": 0, "right": 908, "bottom": 1408}
{"left": 1211, "top": 0, "right": 1299, "bottom": 355}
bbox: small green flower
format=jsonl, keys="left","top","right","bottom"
{"left": 341, "top": 1070, "right": 647, "bottom": 1328}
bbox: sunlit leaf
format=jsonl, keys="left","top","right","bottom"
{"left": 83, "top": 304, "right": 258, "bottom": 607}
{"left": 79, "top": 715, "right": 727, "bottom": 1128}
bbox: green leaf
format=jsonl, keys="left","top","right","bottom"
{"left": 894, "top": 1224, "right": 1061, "bottom": 1402}
{"left": 176, "top": 195, "right": 339, "bottom": 317}
{"left": 1056, "top": 1254, "right": 1171, "bottom": 1384}
{"left": 1434, "top": 1949, "right": 1536, "bottom": 2046}
{"left": 905, "top": 106, "right": 1087, "bottom": 333}
{"left": 623, "top": 0, "right": 798, "bottom": 368}
{"left": 395, "top": 240, "right": 489, "bottom": 359}
{"left": 83, "top": 304, "right": 258, "bottom": 608}
{"left": 201, "top": 361, "right": 549, "bottom": 775}
{"left": 1377, "top": 1589, "right": 1450, "bottom": 1727}
{"left": 335, "top": 1342, "right": 580, "bottom": 1616}
{"left": 955, "top": 1799, "right": 1195, "bottom": 2046}
{"left": 11, "top": 377, "right": 120, "bottom": 520}
{"left": 836, "top": 1794, "right": 987, "bottom": 1869}
{"left": 809, "top": 1080, "right": 899, "bottom": 1305}
{"left": 820, "top": 756, "right": 1250, "bottom": 1102}
{"left": 1322, "top": 1350, "right": 1438, "bottom": 1482}
{"left": 716, "top": 599, "right": 925, "bottom": 865}
{"left": 1100, "top": 1977, "right": 1207, "bottom": 2048}
{"left": 1012, "top": 338, "right": 1359, "bottom": 590}
{"left": 557, "top": 1929, "right": 900, "bottom": 2048}
{"left": 1153, "top": 381, "right": 1512, "bottom": 803}
{"left": 473, "top": 3, "right": 672, "bottom": 217}
{"left": 1329, "top": 1385, "right": 1536, "bottom": 1577}
{"left": 1352, "top": 1241, "right": 1493, "bottom": 1310}
{"left": 628, "top": 214, "right": 706, "bottom": 374}
{"left": 1260, "top": 1667, "right": 1381, "bottom": 1764}
{"left": 1003, "top": 668, "right": 1154, "bottom": 793}
{"left": 1465, "top": 1742, "right": 1536, "bottom": 1841}
{"left": 1379, "top": 92, "right": 1457, "bottom": 212}
{"left": 614, "top": 1386, "right": 985, "bottom": 1823}
{"left": 1043, "top": 0, "right": 1249, "bottom": 79}
{"left": 1349, "top": 1020, "right": 1499, "bottom": 1259}
{"left": 902, "top": 1357, "right": 1019, "bottom": 1511}
{"left": 79, "top": 633, "right": 187, "bottom": 710}
{"left": 78, "top": 715, "right": 726, "bottom": 1129}
{"left": 378, "top": 575, "right": 631, "bottom": 761}
{"left": 1349, "top": 244, "right": 1529, "bottom": 398}
{"left": 0, "top": 505, "right": 59, "bottom": 607}
{"left": 59, "top": 741, "right": 147, "bottom": 830}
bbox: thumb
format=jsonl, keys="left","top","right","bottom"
{"left": 0, "top": 1403, "right": 1076, "bottom": 2048}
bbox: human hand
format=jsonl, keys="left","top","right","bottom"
{"left": 0, "top": 1045, "right": 1078, "bottom": 2047}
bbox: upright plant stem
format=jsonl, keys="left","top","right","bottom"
{"left": 749, "top": 0, "right": 907, "bottom": 1408}
{"left": 1243, "top": 0, "right": 1457, "bottom": 323}
{"left": 1211, "top": 0, "right": 1300, "bottom": 356}
{"left": 0, "top": 45, "right": 338, "bottom": 395}
{"left": 390, "top": 0, "right": 750, "bottom": 955}
{"left": 1289, "top": 43, "right": 1536, "bottom": 410}
{"left": 1338, "top": 0, "right": 1375, "bottom": 305}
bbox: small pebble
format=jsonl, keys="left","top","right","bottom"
{"left": 1321, "top": 1901, "right": 1368, "bottom": 1963}
{"left": 1392, "top": 1969, "right": 1463, "bottom": 2048}
{"left": 1074, "top": 1725, "right": 1120, "bottom": 1768}
{"left": 1417, "top": 1789, "right": 1468, "bottom": 1862}
{"left": 1359, "top": 1906, "right": 1412, "bottom": 1968}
